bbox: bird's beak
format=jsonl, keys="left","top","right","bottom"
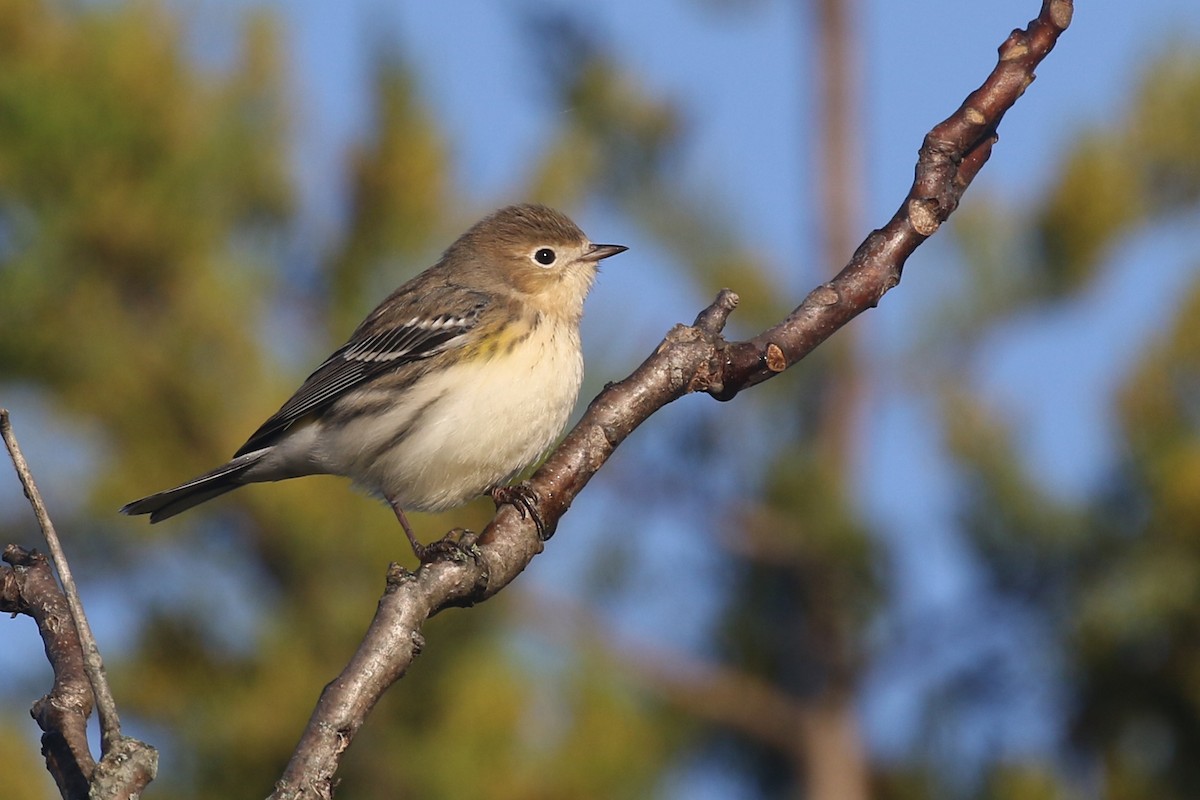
{"left": 582, "top": 243, "right": 628, "bottom": 262}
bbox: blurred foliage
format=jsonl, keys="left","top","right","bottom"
{"left": 1033, "top": 49, "right": 1200, "bottom": 296}
{"left": 0, "top": 0, "right": 289, "bottom": 498}
{"left": 0, "top": 723, "right": 57, "bottom": 799}
{"left": 725, "top": 450, "right": 877, "bottom": 695}
{"left": 324, "top": 61, "right": 449, "bottom": 336}
{"left": 931, "top": 49, "right": 1200, "bottom": 800}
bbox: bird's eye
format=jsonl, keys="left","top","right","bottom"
{"left": 533, "top": 248, "right": 557, "bottom": 266}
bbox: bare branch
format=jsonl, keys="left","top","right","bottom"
{"left": 269, "top": 2, "right": 1073, "bottom": 796}
{"left": 1, "top": 411, "right": 159, "bottom": 797}
{"left": 0, "top": 410, "right": 123, "bottom": 751}
{"left": 2, "top": 545, "right": 94, "bottom": 799}
{"left": 513, "top": 591, "right": 809, "bottom": 753}
{"left": 715, "top": 0, "right": 1073, "bottom": 397}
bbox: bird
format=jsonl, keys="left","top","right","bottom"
{"left": 121, "top": 204, "right": 626, "bottom": 560}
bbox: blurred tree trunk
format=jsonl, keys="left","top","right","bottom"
{"left": 798, "top": 691, "right": 869, "bottom": 800}
{"left": 794, "top": 0, "right": 870, "bottom": 798}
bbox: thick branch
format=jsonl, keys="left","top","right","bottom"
{"left": 2, "top": 546, "right": 94, "bottom": 800}
{"left": 271, "top": 2, "right": 1072, "bottom": 796}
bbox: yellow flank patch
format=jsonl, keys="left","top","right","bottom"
{"left": 459, "top": 316, "right": 533, "bottom": 364}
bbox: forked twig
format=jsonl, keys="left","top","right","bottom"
{"left": 1, "top": 410, "right": 158, "bottom": 798}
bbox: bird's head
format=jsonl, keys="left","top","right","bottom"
{"left": 450, "top": 204, "right": 626, "bottom": 319}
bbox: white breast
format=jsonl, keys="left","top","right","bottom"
{"left": 313, "top": 320, "right": 584, "bottom": 512}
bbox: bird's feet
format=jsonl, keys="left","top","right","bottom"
{"left": 389, "top": 498, "right": 478, "bottom": 564}
{"left": 411, "top": 527, "right": 480, "bottom": 564}
{"left": 490, "top": 483, "right": 549, "bottom": 540}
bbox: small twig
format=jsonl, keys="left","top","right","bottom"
{"left": 2, "top": 412, "right": 158, "bottom": 799}
{"left": 0, "top": 409, "right": 124, "bottom": 753}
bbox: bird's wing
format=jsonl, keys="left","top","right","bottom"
{"left": 234, "top": 298, "right": 488, "bottom": 455}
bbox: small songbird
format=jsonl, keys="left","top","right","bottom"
{"left": 122, "top": 204, "right": 626, "bottom": 559}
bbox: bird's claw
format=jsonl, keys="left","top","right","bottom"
{"left": 413, "top": 527, "right": 480, "bottom": 564}
{"left": 490, "top": 483, "right": 550, "bottom": 540}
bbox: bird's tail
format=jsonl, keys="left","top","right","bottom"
{"left": 120, "top": 450, "right": 268, "bottom": 523}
